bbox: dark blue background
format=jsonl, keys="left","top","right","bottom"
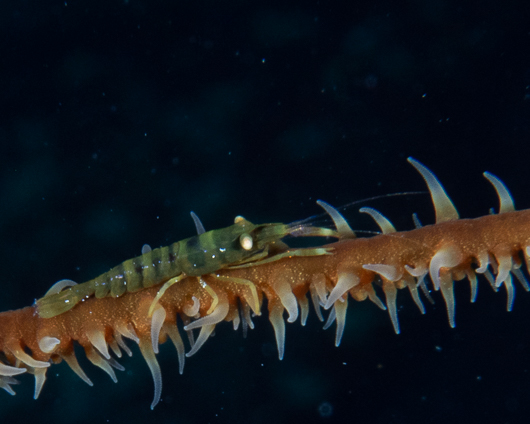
{"left": 1, "top": 1, "right": 530, "bottom": 423}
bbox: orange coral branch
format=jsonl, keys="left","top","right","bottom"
{"left": 1, "top": 159, "right": 529, "bottom": 408}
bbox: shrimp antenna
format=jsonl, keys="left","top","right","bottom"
{"left": 291, "top": 191, "right": 425, "bottom": 227}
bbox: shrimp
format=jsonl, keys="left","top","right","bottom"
{"left": 35, "top": 212, "right": 339, "bottom": 319}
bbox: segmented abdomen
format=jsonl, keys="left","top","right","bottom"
{"left": 36, "top": 242, "right": 182, "bottom": 318}
{"left": 96, "top": 243, "right": 182, "bottom": 296}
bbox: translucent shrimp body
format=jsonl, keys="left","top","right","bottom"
{"left": 36, "top": 216, "right": 337, "bottom": 318}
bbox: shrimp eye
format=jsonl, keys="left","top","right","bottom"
{"left": 239, "top": 233, "right": 253, "bottom": 251}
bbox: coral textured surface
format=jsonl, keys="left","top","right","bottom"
{"left": 1, "top": 1, "right": 530, "bottom": 423}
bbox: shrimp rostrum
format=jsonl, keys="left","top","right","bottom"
{"left": 36, "top": 211, "right": 340, "bottom": 319}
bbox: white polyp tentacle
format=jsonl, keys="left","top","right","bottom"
{"left": 242, "top": 302, "right": 255, "bottom": 330}
{"left": 272, "top": 277, "right": 298, "bottom": 323}
{"left": 232, "top": 309, "right": 241, "bottom": 330}
{"left": 10, "top": 346, "right": 50, "bottom": 369}
{"left": 407, "top": 157, "right": 459, "bottom": 223}
{"left": 439, "top": 273, "right": 456, "bottom": 328}
{"left": 86, "top": 330, "right": 111, "bottom": 360}
{"left": 184, "top": 297, "right": 229, "bottom": 331}
{"left": 323, "top": 305, "right": 336, "bottom": 330}
{"left": 405, "top": 264, "right": 427, "bottom": 279}
{"left": 365, "top": 283, "right": 386, "bottom": 310}
{"left": 359, "top": 207, "right": 397, "bottom": 234}
{"left": 115, "top": 322, "right": 140, "bottom": 344}
{"left": 483, "top": 171, "right": 515, "bottom": 214}
{"left": 0, "top": 362, "right": 27, "bottom": 377}
{"left": 109, "top": 338, "right": 122, "bottom": 358}
{"left": 429, "top": 245, "right": 463, "bottom": 291}
{"left": 183, "top": 296, "right": 200, "bottom": 317}
{"left": 85, "top": 346, "right": 118, "bottom": 383}
{"left": 269, "top": 301, "right": 286, "bottom": 360}
{"left": 311, "top": 274, "right": 328, "bottom": 308}
{"left": 138, "top": 338, "right": 162, "bottom": 410}
{"left": 503, "top": 273, "right": 515, "bottom": 311}
{"left": 404, "top": 278, "right": 425, "bottom": 314}
{"left": 333, "top": 298, "right": 348, "bottom": 347}
{"left": 163, "top": 322, "right": 186, "bottom": 375}
{"left": 494, "top": 252, "right": 513, "bottom": 288}
{"left": 298, "top": 295, "right": 310, "bottom": 326}
{"left": 512, "top": 268, "right": 530, "bottom": 291}
{"left": 38, "top": 336, "right": 60, "bottom": 354}
{"left": 33, "top": 367, "right": 47, "bottom": 400}
{"left": 184, "top": 296, "right": 230, "bottom": 357}
{"left": 324, "top": 272, "right": 359, "bottom": 309}
{"left": 382, "top": 280, "right": 400, "bottom": 334}
{"left": 363, "top": 264, "right": 402, "bottom": 282}
{"left": 316, "top": 200, "right": 356, "bottom": 238}
{"left": 465, "top": 269, "right": 479, "bottom": 303}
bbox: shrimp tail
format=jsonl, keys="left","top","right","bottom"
{"left": 36, "top": 286, "right": 89, "bottom": 318}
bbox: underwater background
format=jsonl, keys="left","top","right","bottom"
{"left": 1, "top": 1, "right": 530, "bottom": 423}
